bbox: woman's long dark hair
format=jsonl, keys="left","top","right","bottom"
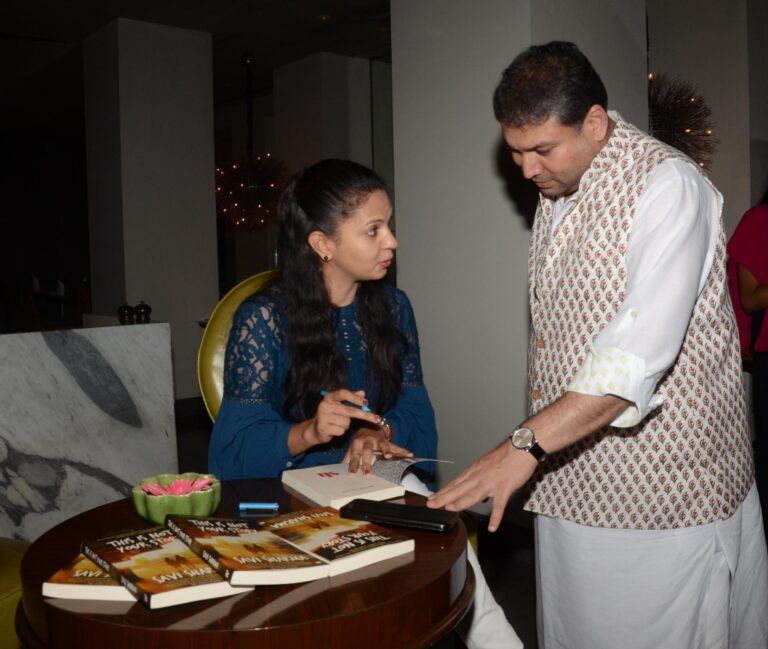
{"left": 277, "top": 159, "right": 405, "bottom": 421}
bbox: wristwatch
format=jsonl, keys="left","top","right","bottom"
{"left": 509, "top": 427, "right": 547, "bottom": 462}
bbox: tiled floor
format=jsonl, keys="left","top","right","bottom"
{"left": 176, "top": 404, "right": 538, "bottom": 648}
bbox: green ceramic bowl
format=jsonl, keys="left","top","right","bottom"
{"left": 132, "top": 473, "right": 221, "bottom": 525}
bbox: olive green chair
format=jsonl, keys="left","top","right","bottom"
{"left": 0, "top": 538, "right": 28, "bottom": 649}
{"left": 197, "top": 270, "right": 277, "bottom": 422}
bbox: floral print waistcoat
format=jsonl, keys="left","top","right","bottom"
{"left": 525, "top": 115, "right": 753, "bottom": 529}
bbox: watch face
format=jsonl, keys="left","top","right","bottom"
{"left": 512, "top": 427, "right": 534, "bottom": 449}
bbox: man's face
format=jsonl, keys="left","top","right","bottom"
{"left": 502, "top": 112, "right": 604, "bottom": 199}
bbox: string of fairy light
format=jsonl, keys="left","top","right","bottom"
{"left": 215, "top": 152, "right": 288, "bottom": 229}
{"left": 648, "top": 72, "right": 718, "bottom": 170}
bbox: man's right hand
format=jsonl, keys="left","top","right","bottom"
{"left": 426, "top": 438, "right": 538, "bottom": 532}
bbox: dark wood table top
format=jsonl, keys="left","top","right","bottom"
{"left": 17, "top": 478, "right": 474, "bottom": 648}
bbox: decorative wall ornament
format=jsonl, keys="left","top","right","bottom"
{"left": 648, "top": 73, "right": 719, "bottom": 171}
{"left": 215, "top": 52, "right": 289, "bottom": 230}
{"left": 215, "top": 154, "right": 288, "bottom": 229}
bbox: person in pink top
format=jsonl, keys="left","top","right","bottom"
{"left": 728, "top": 191, "right": 768, "bottom": 507}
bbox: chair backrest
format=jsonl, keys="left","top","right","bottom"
{"left": 197, "top": 270, "right": 277, "bottom": 421}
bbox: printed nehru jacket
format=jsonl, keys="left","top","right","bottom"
{"left": 525, "top": 114, "right": 753, "bottom": 530}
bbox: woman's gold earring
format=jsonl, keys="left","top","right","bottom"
{"left": 322, "top": 255, "right": 330, "bottom": 263}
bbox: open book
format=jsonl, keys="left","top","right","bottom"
{"left": 281, "top": 455, "right": 450, "bottom": 509}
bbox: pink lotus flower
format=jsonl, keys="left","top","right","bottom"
{"left": 141, "top": 476, "right": 213, "bottom": 496}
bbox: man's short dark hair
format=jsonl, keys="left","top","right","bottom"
{"left": 493, "top": 41, "right": 607, "bottom": 128}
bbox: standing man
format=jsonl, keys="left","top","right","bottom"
{"left": 428, "top": 42, "right": 768, "bottom": 648}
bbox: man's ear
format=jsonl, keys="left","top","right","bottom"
{"left": 584, "top": 104, "right": 610, "bottom": 142}
{"left": 308, "top": 230, "right": 332, "bottom": 260}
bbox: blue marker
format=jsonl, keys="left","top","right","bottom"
{"left": 320, "top": 390, "right": 371, "bottom": 412}
{"left": 238, "top": 501, "right": 279, "bottom": 513}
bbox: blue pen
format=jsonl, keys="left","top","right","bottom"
{"left": 238, "top": 501, "right": 279, "bottom": 512}
{"left": 320, "top": 389, "right": 371, "bottom": 412}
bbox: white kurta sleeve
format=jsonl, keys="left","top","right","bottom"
{"left": 568, "top": 160, "right": 721, "bottom": 427}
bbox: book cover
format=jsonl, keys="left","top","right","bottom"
{"left": 166, "top": 515, "right": 328, "bottom": 586}
{"left": 42, "top": 554, "right": 135, "bottom": 601}
{"left": 260, "top": 507, "right": 414, "bottom": 576}
{"left": 81, "top": 527, "right": 252, "bottom": 609}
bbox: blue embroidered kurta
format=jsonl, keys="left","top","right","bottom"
{"left": 208, "top": 283, "right": 438, "bottom": 480}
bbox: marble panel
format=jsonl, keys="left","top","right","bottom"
{"left": 0, "top": 323, "right": 177, "bottom": 541}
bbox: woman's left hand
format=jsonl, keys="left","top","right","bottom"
{"left": 343, "top": 426, "right": 413, "bottom": 474}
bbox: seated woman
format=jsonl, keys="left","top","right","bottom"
{"left": 209, "top": 159, "right": 520, "bottom": 649}
{"left": 209, "top": 159, "right": 435, "bottom": 482}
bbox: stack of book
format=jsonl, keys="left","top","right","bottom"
{"left": 43, "top": 507, "right": 414, "bottom": 609}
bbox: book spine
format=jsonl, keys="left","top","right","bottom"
{"left": 81, "top": 542, "right": 142, "bottom": 602}
{"left": 166, "top": 519, "right": 230, "bottom": 581}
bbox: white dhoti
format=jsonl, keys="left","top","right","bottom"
{"left": 535, "top": 483, "right": 768, "bottom": 649}
{"left": 401, "top": 473, "right": 523, "bottom": 649}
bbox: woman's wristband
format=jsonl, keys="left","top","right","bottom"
{"left": 380, "top": 418, "right": 393, "bottom": 441}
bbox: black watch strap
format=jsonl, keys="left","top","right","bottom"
{"left": 526, "top": 440, "right": 547, "bottom": 462}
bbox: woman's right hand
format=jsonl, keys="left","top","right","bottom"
{"left": 288, "top": 389, "right": 382, "bottom": 454}
{"left": 311, "top": 389, "right": 383, "bottom": 444}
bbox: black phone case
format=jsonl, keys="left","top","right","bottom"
{"left": 339, "top": 498, "right": 458, "bottom": 532}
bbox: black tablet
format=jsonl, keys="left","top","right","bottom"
{"left": 339, "top": 498, "right": 458, "bottom": 532}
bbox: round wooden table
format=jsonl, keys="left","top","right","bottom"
{"left": 17, "top": 479, "right": 475, "bottom": 648}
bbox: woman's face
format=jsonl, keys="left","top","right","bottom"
{"left": 325, "top": 189, "right": 397, "bottom": 285}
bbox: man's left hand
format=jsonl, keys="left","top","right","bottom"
{"left": 426, "top": 439, "right": 538, "bottom": 532}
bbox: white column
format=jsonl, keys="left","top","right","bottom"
{"left": 84, "top": 18, "right": 219, "bottom": 399}
{"left": 273, "top": 52, "right": 373, "bottom": 172}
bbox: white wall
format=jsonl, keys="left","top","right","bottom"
{"left": 391, "top": 0, "right": 533, "bottom": 496}
{"left": 391, "top": 0, "right": 647, "bottom": 503}
{"left": 531, "top": 0, "right": 648, "bottom": 128}
{"left": 273, "top": 52, "right": 373, "bottom": 173}
{"left": 371, "top": 60, "right": 395, "bottom": 201}
{"left": 647, "top": 0, "right": 751, "bottom": 235}
{"left": 85, "top": 19, "right": 220, "bottom": 399}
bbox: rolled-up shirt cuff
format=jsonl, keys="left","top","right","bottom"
{"left": 568, "top": 346, "right": 663, "bottom": 428}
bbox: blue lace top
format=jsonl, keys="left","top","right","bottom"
{"left": 208, "top": 283, "right": 438, "bottom": 480}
